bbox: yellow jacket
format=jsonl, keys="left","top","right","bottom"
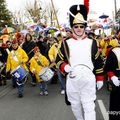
{"left": 48, "top": 43, "right": 61, "bottom": 62}
{"left": 29, "top": 53, "right": 50, "bottom": 82}
{"left": 48, "top": 43, "right": 58, "bottom": 61}
{"left": 100, "top": 39, "right": 110, "bottom": 57}
{"left": 6, "top": 46, "right": 29, "bottom": 73}
{"left": 109, "top": 39, "right": 119, "bottom": 47}
{"left": 100, "top": 39, "right": 119, "bottom": 57}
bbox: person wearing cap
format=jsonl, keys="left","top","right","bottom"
{"left": 29, "top": 46, "right": 50, "bottom": 95}
{"left": 6, "top": 38, "right": 29, "bottom": 98}
{"left": 48, "top": 38, "right": 66, "bottom": 95}
{"left": 56, "top": 4, "right": 104, "bottom": 120}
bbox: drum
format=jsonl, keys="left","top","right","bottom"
{"left": 11, "top": 65, "right": 28, "bottom": 82}
{"left": 39, "top": 67, "right": 54, "bottom": 82}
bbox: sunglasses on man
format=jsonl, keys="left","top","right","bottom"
{"left": 73, "top": 25, "right": 85, "bottom": 29}
{"left": 7, "top": 43, "right": 11, "bottom": 45}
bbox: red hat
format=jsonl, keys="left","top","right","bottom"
{"left": 34, "top": 46, "right": 40, "bottom": 53}
{"left": 15, "top": 32, "right": 21, "bottom": 39}
{"left": 12, "top": 38, "right": 18, "bottom": 44}
{"left": 2, "top": 43, "right": 7, "bottom": 48}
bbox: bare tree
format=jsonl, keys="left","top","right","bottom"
{"left": 44, "top": 1, "right": 59, "bottom": 26}
{"left": 24, "top": 0, "right": 59, "bottom": 26}
{"left": 11, "top": 10, "right": 27, "bottom": 31}
{"left": 25, "top": 0, "right": 45, "bottom": 25}
{"left": 10, "top": 0, "right": 60, "bottom": 28}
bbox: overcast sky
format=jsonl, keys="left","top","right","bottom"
{"left": 6, "top": 0, "right": 120, "bottom": 23}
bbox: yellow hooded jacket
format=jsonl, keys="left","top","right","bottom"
{"left": 29, "top": 53, "right": 50, "bottom": 82}
{"left": 100, "top": 39, "right": 110, "bottom": 57}
{"left": 100, "top": 38, "right": 119, "bottom": 57}
{"left": 48, "top": 43, "right": 61, "bottom": 62}
{"left": 109, "top": 39, "right": 119, "bottom": 47}
{"left": 6, "top": 46, "right": 29, "bottom": 73}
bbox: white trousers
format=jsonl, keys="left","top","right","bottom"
{"left": 66, "top": 65, "right": 96, "bottom": 120}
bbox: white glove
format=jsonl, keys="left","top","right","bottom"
{"left": 64, "top": 65, "right": 72, "bottom": 73}
{"left": 111, "top": 76, "right": 120, "bottom": 86}
{"left": 97, "top": 81, "right": 103, "bottom": 90}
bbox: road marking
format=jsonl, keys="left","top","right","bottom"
{"left": 0, "top": 85, "right": 12, "bottom": 98}
{"left": 97, "top": 100, "right": 109, "bottom": 120}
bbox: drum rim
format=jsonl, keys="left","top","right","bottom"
{"left": 16, "top": 74, "right": 28, "bottom": 85}
{"left": 39, "top": 67, "right": 50, "bottom": 76}
{"left": 39, "top": 67, "right": 54, "bottom": 81}
{"left": 11, "top": 65, "right": 23, "bottom": 74}
{"left": 16, "top": 72, "right": 28, "bottom": 81}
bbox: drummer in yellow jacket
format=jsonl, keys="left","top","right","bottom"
{"left": 48, "top": 41, "right": 66, "bottom": 94}
{"left": 100, "top": 36, "right": 119, "bottom": 56}
{"left": 6, "top": 38, "right": 29, "bottom": 98}
{"left": 29, "top": 46, "right": 50, "bottom": 95}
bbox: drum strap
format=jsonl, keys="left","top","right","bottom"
{"left": 34, "top": 57, "right": 42, "bottom": 66}
{"left": 6, "top": 48, "right": 10, "bottom": 54}
{"left": 11, "top": 51, "right": 19, "bottom": 62}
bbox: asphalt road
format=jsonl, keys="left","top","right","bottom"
{"left": 0, "top": 79, "right": 110, "bottom": 120}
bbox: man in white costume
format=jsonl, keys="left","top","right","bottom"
{"left": 56, "top": 4, "right": 104, "bottom": 120}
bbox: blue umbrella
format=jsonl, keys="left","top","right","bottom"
{"left": 103, "top": 26, "right": 110, "bottom": 29}
{"left": 99, "top": 14, "right": 109, "bottom": 19}
{"left": 34, "top": 26, "right": 44, "bottom": 31}
{"left": 45, "top": 26, "right": 58, "bottom": 31}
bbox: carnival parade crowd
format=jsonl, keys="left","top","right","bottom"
{"left": 0, "top": 3, "right": 120, "bottom": 120}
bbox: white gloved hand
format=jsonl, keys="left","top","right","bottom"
{"left": 111, "top": 76, "right": 120, "bottom": 86}
{"left": 97, "top": 81, "right": 103, "bottom": 90}
{"left": 64, "top": 65, "right": 72, "bottom": 73}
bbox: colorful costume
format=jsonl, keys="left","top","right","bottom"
{"left": 56, "top": 4, "right": 104, "bottom": 120}
{"left": 29, "top": 53, "right": 50, "bottom": 82}
{"left": 6, "top": 44, "right": 29, "bottom": 98}
{"left": 104, "top": 47, "right": 120, "bottom": 120}
{"left": 29, "top": 47, "right": 50, "bottom": 95}
{"left": 6, "top": 46, "right": 28, "bottom": 72}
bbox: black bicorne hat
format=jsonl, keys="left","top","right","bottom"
{"left": 69, "top": 4, "right": 88, "bottom": 27}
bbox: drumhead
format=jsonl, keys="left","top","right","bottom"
{"left": 39, "top": 67, "right": 48, "bottom": 75}
{"left": 11, "top": 65, "right": 27, "bottom": 80}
